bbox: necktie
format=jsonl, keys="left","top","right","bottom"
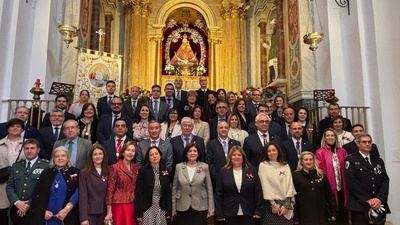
{"left": 167, "top": 99, "right": 172, "bottom": 108}
{"left": 68, "top": 140, "right": 73, "bottom": 155}
{"left": 177, "top": 90, "right": 181, "bottom": 100}
{"left": 54, "top": 127, "right": 59, "bottom": 140}
{"left": 295, "top": 141, "right": 300, "bottom": 156}
{"left": 26, "top": 161, "right": 31, "bottom": 171}
{"left": 153, "top": 100, "right": 159, "bottom": 118}
{"left": 108, "top": 96, "right": 112, "bottom": 105}
{"left": 287, "top": 124, "right": 291, "bottom": 137}
{"left": 365, "top": 156, "right": 371, "bottom": 166}
{"left": 116, "top": 139, "right": 123, "bottom": 155}
{"left": 222, "top": 140, "right": 228, "bottom": 156}
{"left": 132, "top": 100, "right": 137, "bottom": 111}
{"left": 184, "top": 137, "right": 190, "bottom": 147}
{"left": 151, "top": 140, "right": 157, "bottom": 147}
{"left": 262, "top": 134, "right": 268, "bottom": 146}
{"left": 112, "top": 114, "right": 119, "bottom": 128}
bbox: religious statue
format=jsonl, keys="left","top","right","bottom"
{"left": 171, "top": 33, "right": 199, "bottom": 64}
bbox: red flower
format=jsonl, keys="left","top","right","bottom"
{"left": 161, "top": 170, "right": 169, "bottom": 176}
{"left": 246, "top": 173, "right": 254, "bottom": 179}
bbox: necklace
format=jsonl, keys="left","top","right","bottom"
{"left": 54, "top": 179, "right": 59, "bottom": 189}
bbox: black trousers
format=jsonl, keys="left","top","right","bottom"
{"left": 335, "top": 189, "right": 350, "bottom": 225}
{"left": 225, "top": 215, "right": 255, "bottom": 225}
{"left": 176, "top": 207, "right": 208, "bottom": 225}
{"left": 0, "top": 208, "right": 9, "bottom": 225}
{"left": 10, "top": 206, "right": 31, "bottom": 225}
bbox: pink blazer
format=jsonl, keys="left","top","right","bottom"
{"left": 315, "top": 146, "right": 348, "bottom": 204}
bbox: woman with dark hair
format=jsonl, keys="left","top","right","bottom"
{"left": 0, "top": 118, "right": 25, "bottom": 224}
{"left": 181, "top": 90, "right": 198, "bottom": 118}
{"left": 172, "top": 143, "right": 214, "bottom": 225}
{"left": 136, "top": 146, "right": 171, "bottom": 225}
{"left": 216, "top": 89, "right": 227, "bottom": 102}
{"left": 295, "top": 107, "right": 315, "bottom": 143}
{"left": 315, "top": 128, "right": 349, "bottom": 225}
{"left": 69, "top": 89, "right": 91, "bottom": 118}
{"left": 160, "top": 108, "right": 182, "bottom": 142}
{"left": 29, "top": 146, "right": 80, "bottom": 225}
{"left": 215, "top": 146, "right": 263, "bottom": 225}
{"left": 258, "top": 142, "right": 296, "bottom": 225}
{"left": 292, "top": 151, "right": 337, "bottom": 225}
{"left": 233, "top": 99, "right": 253, "bottom": 132}
{"left": 190, "top": 105, "right": 210, "bottom": 144}
{"left": 132, "top": 104, "right": 153, "bottom": 142}
{"left": 78, "top": 103, "right": 98, "bottom": 143}
{"left": 271, "top": 96, "right": 285, "bottom": 124}
{"left": 206, "top": 92, "right": 218, "bottom": 120}
{"left": 79, "top": 144, "right": 109, "bottom": 225}
{"left": 329, "top": 116, "right": 354, "bottom": 147}
{"left": 105, "top": 141, "right": 139, "bottom": 225}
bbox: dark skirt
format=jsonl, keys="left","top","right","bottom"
{"left": 262, "top": 201, "right": 293, "bottom": 225}
{"left": 176, "top": 207, "right": 207, "bottom": 225}
{"left": 226, "top": 215, "right": 255, "bottom": 225}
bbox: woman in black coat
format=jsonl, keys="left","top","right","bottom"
{"left": 29, "top": 146, "right": 80, "bottom": 225}
{"left": 292, "top": 151, "right": 337, "bottom": 225}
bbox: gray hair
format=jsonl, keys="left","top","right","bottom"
{"left": 50, "top": 108, "right": 65, "bottom": 117}
{"left": 255, "top": 113, "right": 270, "bottom": 123}
{"left": 49, "top": 146, "right": 71, "bottom": 167}
{"left": 181, "top": 117, "right": 194, "bottom": 125}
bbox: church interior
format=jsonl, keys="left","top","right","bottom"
{"left": 0, "top": 0, "right": 399, "bottom": 223}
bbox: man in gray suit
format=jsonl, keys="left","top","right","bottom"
{"left": 54, "top": 119, "right": 92, "bottom": 169}
{"left": 137, "top": 120, "right": 173, "bottom": 170}
{"left": 148, "top": 85, "right": 169, "bottom": 123}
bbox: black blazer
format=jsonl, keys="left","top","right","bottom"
{"left": 215, "top": 166, "right": 264, "bottom": 219}
{"left": 243, "top": 132, "right": 280, "bottom": 168}
{"left": 271, "top": 109, "right": 284, "bottom": 124}
{"left": 97, "top": 96, "right": 113, "bottom": 118}
{"left": 281, "top": 139, "right": 314, "bottom": 171}
{"left": 78, "top": 118, "right": 98, "bottom": 144}
{"left": 247, "top": 121, "right": 283, "bottom": 138}
{"left": 208, "top": 116, "right": 228, "bottom": 141}
{"left": 38, "top": 126, "right": 66, "bottom": 160}
{"left": 160, "top": 96, "right": 182, "bottom": 112}
{"left": 206, "top": 138, "right": 241, "bottom": 183}
{"left": 237, "top": 113, "right": 253, "bottom": 132}
{"left": 174, "top": 89, "right": 187, "bottom": 107}
{"left": 40, "top": 111, "right": 76, "bottom": 128}
{"left": 29, "top": 167, "right": 80, "bottom": 225}
{"left": 135, "top": 165, "right": 172, "bottom": 219}
{"left": 96, "top": 113, "right": 132, "bottom": 144}
{"left": 170, "top": 135, "right": 206, "bottom": 167}
{"left": 104, "top": 138, "right": 132, "bottom": 165}
{"left": 246, "top": 101, "right": 258, "bottom": 120}
{"left": 122, "top": 97, "right": 143, "bottom": 121}
{"left": 196, "top": 89, "right": 214, "bottom": 110}
{"left": 343, "top": 141, "right": 380, "bottom": 157}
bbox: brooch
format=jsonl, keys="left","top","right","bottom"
{"left": 70, "top": 173, "right": 78, "bottom": 182}
{"left": 279, "top": 171, "right": 285, "bottom": 176}
{"left": 161, "top": 170, "right": 169, "bottom": 176}
{"left": 246, "top": 173, "right": 254, "bottom": 179}
{"left": 197, "top": 166, "right": 208, "bottom": 173}
{"left": 101, "top": 175, "right": 107, "bottom": 182}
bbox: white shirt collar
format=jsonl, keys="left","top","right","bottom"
{"left": 26, "top": 156, "right": 39, "bottom": 167}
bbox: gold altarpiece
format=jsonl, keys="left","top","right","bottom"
{"left": 121, "top": 0, "right": 249, "bottom": 92}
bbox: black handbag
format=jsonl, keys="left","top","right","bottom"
{"left": 0, "top": 166, "right": 11, "bottom": 183}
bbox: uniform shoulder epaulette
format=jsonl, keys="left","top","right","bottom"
{"left": 38, "top": 158, "right": 50, "bottom": 163}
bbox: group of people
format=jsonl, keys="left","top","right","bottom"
{"left": 0, "top": 76, "right": 390, "bottom": 225}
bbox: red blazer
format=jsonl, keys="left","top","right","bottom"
{"left": 315, "top": 146, "right": 348, "bottom": 205}
{"left": 106, "top": 160, "right": 139, "bottom": 205}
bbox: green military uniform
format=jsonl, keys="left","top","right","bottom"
{"left": 6, "top": 158, "right": 49, "bottom": 224}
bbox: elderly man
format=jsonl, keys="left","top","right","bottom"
{"left": 170, "top": 117, "right": 206, "bottom": 168}
{"left": 345, "top": 134, "right": 390, "bottom": 225}
{"left": 6, "top": 139, "right": 49, "bottom": 225}
{"left": 38, "top": 109, "right": 66, "bottom": 160}
{"left": 54, "top": 119, "right": 92, "bottom": 169}
{"left": 207, "top": 121, "right": 240, "bottom": 185}
{"left": 136, "top": 120, "right": 173, "bottom": 170}
{"left": 0, "top": 106, "right": 40, "bottom": 140}
{"left": 40, "top": 94, "right": 76, "bottom": 128}
{"left": 243, "top": 113, "right": 280, "bottom": 167}
{"left": 280, "top": 122, "right": 314, "bottom": 170}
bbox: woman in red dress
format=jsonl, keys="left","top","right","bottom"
{"left": 104, "top": 141, "right": 139, "bottom": 225}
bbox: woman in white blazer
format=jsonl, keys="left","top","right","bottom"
{"left": 172, "top": 143, "right": 214, "bottom": 225}
{"left": 190, "top": 105, "right": 210, "bottom": 144}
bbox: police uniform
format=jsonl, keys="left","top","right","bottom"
{"left": 345, "top": 152, "right": 390, "bottom": 225}
{"left": 6, "top": 158, "right": 49, "bottom": 225}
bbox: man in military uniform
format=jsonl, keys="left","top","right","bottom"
{"left": 345, "top": 133, "right": 390, "bottom": 225}
{"left": 6, "top": 139, "right": 49, "bottom": 225}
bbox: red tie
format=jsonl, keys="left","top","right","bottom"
{"left": 116, "top": 139, "right": 123, "bottom": 155}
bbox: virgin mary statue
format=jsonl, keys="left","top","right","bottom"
{"left": 171, "top": 33, "right": 199, "bottom": 64}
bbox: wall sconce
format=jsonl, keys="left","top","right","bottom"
{"left": 58, "top": 24, "right": 78, "bottom": 48}
{"left": 303, "top": 0, "right": 324, "bottom": 51}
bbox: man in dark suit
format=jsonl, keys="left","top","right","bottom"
{"left": 318, "top": 102, "right": 352, "bottom": 145}
{"left": 246, "top": 89, "right": 262, "bottom": 120}
{"left": 209, "top": 101, "right": 229, "bottom": 140}
{"left": 122, "top": 86, "right": 143, "bottom": 121}
{"left": 160, "top": 83, "right": 182, "bottom": 112}
{"left": 343, "top": 124, "right": 380, "bottom": 157}
{"left": 345, "top": 133, "right": 390, "bottom": 225}
{"left": 279, "top": 107, "right": 296, "bottom": 141}
{"left": 6, "top": 139, "right": 49, "bottom": 225}
{"left": 243, "top": 113, "right": 280, "bottom": 168}
{"left": 170, "top": 117, "right": 206, "bottom": 169}
{"left": 196, "top": 76, "right": 214, "bottom": 109}
{"left": 247, "top": 103, "right": 283, "bottom": 137}
{"left": 0, "top": 106, "right": 40, "bottom": 140}
{"left": 281, "top": 122, "right": 314, "bottom": 170}
{"left": 136, "top": 121, "right": 173, "bottom": 170}
{"left": 96, "top": 80, "right": 116, "bottom": 117}
{"left": 174, "top": 77, "right": 187, "bottom": 106}
{"left": 207, "top": 121, "right": 241, "bottom": 184}
{"left": 40, "top": 94, "right": 76, "bottom": 128}
{"left": 54, "top": 119, "right": 92, "bottom": 169}
{"left": 97, "top": 96, "right": 132, "bottom": 144}
{"left": 104, "top": 118, "right": 132, "bottom": 165}
{"left": 148, "top": 85, "right": 169, "bottom": 123}
{"left": 38, "top": 109, "right": 66, "bottom": 160}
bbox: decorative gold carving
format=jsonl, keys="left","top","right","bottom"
{"left": 220, "top": 1, "right": 250, "bottom": 20}
{"left": 122, "top": 0, "right": 151, "bottom": 17}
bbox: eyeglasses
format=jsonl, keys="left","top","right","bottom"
{"left": 359, "top": 140, "right": 372, "bottom": 144}
{"left": 111, "top": 103, "right": 122, "bottom": 106}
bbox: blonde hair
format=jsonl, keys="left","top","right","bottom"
{"left": 296, "top": 151, "right": 324, "bottom": 177}
{"left": 321, "top": 128, "right": 340, "bottom": 148}
{"left": 224, "top": 146, "right": 249, "bottom": 169}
